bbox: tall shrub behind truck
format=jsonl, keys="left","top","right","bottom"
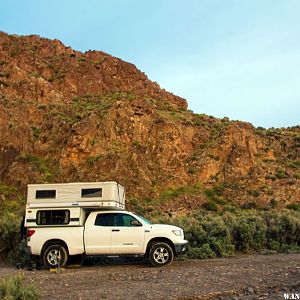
{"left": 25, "top": 182, "right": 188, "bottom": 267}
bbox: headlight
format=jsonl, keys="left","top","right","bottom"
{"left": 172, "top": 230, "right": 182, "bottom": 236}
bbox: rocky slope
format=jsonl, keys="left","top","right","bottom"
{"left": 0, "top": 31, "right": 299, "bottom": 211}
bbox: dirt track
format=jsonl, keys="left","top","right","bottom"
{"left": 1, "top": 254, "right": 300, "bottom": 300}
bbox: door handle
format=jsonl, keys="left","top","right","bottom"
{"left": 112, "top": 229, "right": 120, "bottom": 232}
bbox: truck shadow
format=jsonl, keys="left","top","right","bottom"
{"left": 73, "top": 256, "right": 150, "bottom": 269}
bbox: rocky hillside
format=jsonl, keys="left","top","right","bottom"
{"left": 0, "top": 31, "right": 299, "bottom": 212}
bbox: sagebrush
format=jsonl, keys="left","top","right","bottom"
{"left": 0, "top": 274, "right": 40, "bottom": 300}
{"left": 149, "top": 209, "right": 300, "bottom": 258}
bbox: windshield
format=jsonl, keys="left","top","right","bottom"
{"left": 133, "top": 213, "right": 152, "bottom": 225}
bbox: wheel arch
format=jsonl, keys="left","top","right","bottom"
{"left": 146, "top": 237, "right": 175, "bottom": 257}
{"left": 41, "top": 239, "right": 69, "bottom": 256}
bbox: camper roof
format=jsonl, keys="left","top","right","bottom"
{"left": 26, "top": 181, "right": 125, "bottom": 208}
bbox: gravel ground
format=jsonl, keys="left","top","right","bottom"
{"left": 0, "top": 254, "right": 300, "bottom": 300}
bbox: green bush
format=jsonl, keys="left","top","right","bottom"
{"left": 0, "top": 182, "right": 27, "bottom": 262}
{"left": 248, "top": 190, "right": 260, "bottom": 197}
{"left": 187, "top": 243, "right": 216, "bottom": 259}
{"left": 0, "top": 212, "right": 20, "bottom": 260}
{"left": 148, "top": 209, "right": 300, "bottom": 259}
{"left": 202, "top": 201, "right": 218, "bottom": 212}
{"left": 266, "top": 174, "right": 276, "bottom": 181}
{"left": 240, "top": 202, "right": 257, "bottom": 209}
{"left": 276, "top": 170, "right": 288, "bottom": 179}
{"left": 286, "top": 203, "right": 300, "bottom": 212}
{"left": 265, "top": 211, "right": 300, "bottom": 251}
{"left": 179, "top": 213, "right": 234, "bottom": 258}
{"left": 0, "top": 274, "right": 40, "bottom": 300}
{"left": 232, "top": 215, "right": 266, "bottom": 252}
{"left": 203, "top": 218, "right": 234, "bottom": 257}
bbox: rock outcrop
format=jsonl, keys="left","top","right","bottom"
{"left": 0, "top": 32, "right": 299, "bottom": 210}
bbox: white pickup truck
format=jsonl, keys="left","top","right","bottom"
{"left": 27, "top": 209, "right": 188, "bottom": 268}
{"left": 25, "top": 182, "right": 188, "bottom": 268}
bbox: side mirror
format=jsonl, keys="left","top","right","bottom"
{"left": 130, "top": 220, "right": 142, "bottom": 227}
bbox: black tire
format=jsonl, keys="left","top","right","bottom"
{"left": 149, "top": 242, "right": 174, "bottom": 267}
{"left": 42, "top": 244, "right": 68, "bottom": 269}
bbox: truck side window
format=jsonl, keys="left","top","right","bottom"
{"left": 94, "top": 213, "right": 142, "bottom": 227}
{"left": 94, "top": 213, "right": 114, "bottom": 226}
{"left": 114, "top": 213, "right": 142, "bottom": 227}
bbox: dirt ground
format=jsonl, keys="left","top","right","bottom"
{"left": 0, "top": 254, "right": 300, "bottom": 300}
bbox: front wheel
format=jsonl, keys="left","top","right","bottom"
{"left": 42, "top": 244, "right": 68, "bottom": 268}
{"left": 149, "top": 242, "right": 174, "bottom": 267}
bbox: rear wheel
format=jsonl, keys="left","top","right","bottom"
{"left": 149, "top": 242, "right": 174, "bottom": 267}
{"left": 42, "top": 244, "right": 68, "bottom": 268}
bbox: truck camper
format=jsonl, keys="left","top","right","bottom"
{"left": 25, "top": 182, "right": 188, "bottom": 268}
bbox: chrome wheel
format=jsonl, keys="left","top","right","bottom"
{"left": 43, "top": 244, "right": 68, "bottom": 268}
{"left": 153, "top": 247, "right": 169, "bottom": 264}
{"left": 149, "top": 242, "right": 174, "bottom": 267}
{"left": 46, "top": 249, "right": 61, "bottom": 266}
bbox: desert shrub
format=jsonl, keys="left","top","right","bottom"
{"left": 269, "top": 198, "right": 278, "bottom": 209}
{"left": 278, "top": 212, "right": 300, "bottom": 246}
{"left": 181, "top": 214, "right": 234, "bottom": 258}
{"left": 0, "top": 182, "right": 27, "bottom": 262}
{"left": 0, "top": 274, "right": 40, "bottom": 300}
{"left": 86, "top": 155, "right": 101, "bottom": 166}
{"left": 248, "top": 190, "right": 260, "bottom": 197}
{"left": 155, "top": 184, "right": 202, "bottom": 205}
{"left": 187, "top": 243, "right": 216, "bottom": 259}
{"left": 286, "top": 203, "right": 300, "bottom": 212}
{"left": 0, "top": 212, "right": 21, "bottom": 260}
{"left": 264, "top": 211, "right": 300, "bottom": 250}
{"left": 202, "top": 217, "right": 234, "bottom": 256}
{"left": 240, "top": 202, "right": 257, "bottom": 209}
{"left": 182, "top": 224, "right": 202, "bottom": 249}
{"left": 202, "top": 201, "right": 218, "bottom": 212}
{"left": 266, "top": 174, "right": 276, "bottom": 180}
{"left": 212, "top": 185, "right": 226, "bottom": 196}
{"left": 204, "top": 189, "right": 218, "bottom": 201}
{"left": 232, "top": 214, "right": 266, "bottom": 252}
{"left": 152, "top": 209, "right": 300, "bottom": 259}
{"left": 202, "top": 187, "right": 227, "bottom": 208}
{"left": 275, "top": 169, "right": 288, "bottom": 179}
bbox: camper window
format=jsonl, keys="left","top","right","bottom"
{"left": 36, "top": 210, "right": 70, "bottom": 225}
{"left": 36, "top": 190, "right": 56, "bottom": 199}
{"left": 81, "top": 188, "right": 102, "bottom": 198}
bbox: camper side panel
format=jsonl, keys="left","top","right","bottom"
{"left": 25, "top": 207, "right": 82, "bottom": 227}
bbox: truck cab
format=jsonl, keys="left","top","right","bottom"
{"left": 84, "top": 210, "right": 187, "bottom": 266}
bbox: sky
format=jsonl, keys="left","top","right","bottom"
{"left": 1, "top": 0, "right": 300, "bottom": 128}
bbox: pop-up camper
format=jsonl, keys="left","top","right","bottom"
{"left": 25, "top": 181, "right": 125, "bottom": 227}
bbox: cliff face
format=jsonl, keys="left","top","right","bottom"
{"left": 0, "top": 32, "right": 299, "bottom": 210}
